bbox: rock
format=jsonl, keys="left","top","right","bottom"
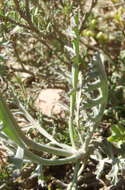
{"left": 35, "top": 89, "right": 67, "bottom": 117}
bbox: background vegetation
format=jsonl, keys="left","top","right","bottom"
{"left": 0, "top": 0, "right": 125, "bottom": 189}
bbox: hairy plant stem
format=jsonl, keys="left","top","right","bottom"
{"left": 69, "top": 15, "right": 81, "bottom": 148}
{"left": 69, "top": 63, "right": 79, "bottom": 148}
{"left": 67, "top": 162, "right": 80, "bottom": 190}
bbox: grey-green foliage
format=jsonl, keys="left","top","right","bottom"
{"left": 0, "top": 4, "right": 109, "bottom": 189}
{"left": 0, "top": 50, "right": 108, "bottom": 189}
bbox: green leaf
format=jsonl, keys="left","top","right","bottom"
{"left": 108, "top": 124, "right": 125, "bottom": 143}
{"left": 0, "top": 95, "right": 23, "bottom": 145}
{"left": 108, "top": 135, "right": 121, "bottom": 142}
{"left": 13, "top": 147, "right": 24, "bottom": 170}
{"left": 0, "top": 55, "right": 4, "bottom": 61}
{"left": 111, "top": 125, "right": 122, "bottom": 136}
{"left": 117, "top": 125, "right": 125, "bottom": 134}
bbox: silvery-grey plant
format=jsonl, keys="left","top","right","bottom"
{"left": 0, "top": 15, "right": 108, "bottom": 189}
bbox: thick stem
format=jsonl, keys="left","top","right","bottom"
{"left": 69, "top": 64, "right": 79, "bottom": 148}
{"left": 67, "top": 162, "right": 80, "bottom": 190}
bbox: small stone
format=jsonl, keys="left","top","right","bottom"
{"left": 35, "top": 89, "right": 67, "bottom": 117}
